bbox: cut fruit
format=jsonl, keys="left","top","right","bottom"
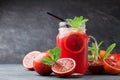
{"left": 52, "top": 58, "right": 76, "bottom": 77}
{"left": 109, "top": 54, "right": 120, "bottom": 61}
{"left": 103, "top": 58, "right": 120, "bottom": 74}
{"left": 88, "top": 60, "right": 104, "bottom": 74}
{"left": 23, "top": 51, "right": 40, "bottom": 70}
{"left": 33, "top": 52, "right": 52, "bottom": 76}
{"left": 64, "top": 32, "right": 84, "bottom": 54}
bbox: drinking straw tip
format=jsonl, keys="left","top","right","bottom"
{"left": 46, "top": 12, "right": 65, "bottom": 21}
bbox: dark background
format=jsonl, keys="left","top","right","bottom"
{"left": 0, "top": 0, "right": 120, "bottom": 64}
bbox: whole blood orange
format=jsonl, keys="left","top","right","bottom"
{"left": 52, "top": 58, "right": 76, "bottom": 77}
{"left": 23, "top": 51, "right": 40, "bottom": 70}
{"left": 33, "top": 52, "right": 52, "bottom": 76}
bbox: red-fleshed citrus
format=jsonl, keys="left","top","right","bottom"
{"left": 33, "top": 51, "right": 52, "bottom": 76}
{"left": 52, "top": 58, "right": 76, "bottom": 77}
{"left": 103, "top": 54, "right": 120, "bottom": 74}
{"left": 23, "top": 51, "right": 40, "bottom": 70}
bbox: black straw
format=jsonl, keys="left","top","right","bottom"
{"left": 46, "top": 12, "right": 69, "bottom": 28}
{"left": 47, "top": 12, "right": 65, "bottom": 21}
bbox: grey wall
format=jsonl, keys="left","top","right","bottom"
{"left": 0, "top": 0, "right": 120, "bottom": 63}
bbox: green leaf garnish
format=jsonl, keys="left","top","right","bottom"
{"left": 66, "top": 16, "right": 88, "bottom": 28}
{"left": 102, "top": 43, "right": 116, "bottom": 59}
{"left": 50, "top": 47, "right": 61, "bottom": 61}
{"left": 89, "top": 40, "right": 116, "bottom": 61}
{"left": 98, "top": 41, "right": 104, "bottom": 48}
{"left": 89, "top": 41, "right": 104, "bottom": 55}
{"left": 42, "top": 47, "right": 61, "bottom": 65}
{"left": 42, "top": 58, "right": 55, "bottom": 65}
{"left": 88, "top": 55, "right": 94, "bottom": 60}
{"left": 88, "top": 40, "right": 103, "bottom": 61}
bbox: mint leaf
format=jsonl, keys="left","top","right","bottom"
{"left": 88, "top": 55, "right": 94, "bottom": 60}
{"left": 50, "top": 49, "right": 54, "bottom": 60}
{"left": 50, "top": 47, "right": 61, "bottom": 61}
{"left": 42, "top": 47, "right": 61, "bottom": 66}
{"left": 88, "top": 47, "right": 94, "bottom": 51}
{"left": 42, "top": 57, "right": 55, "bottom": 65}
{"left": 66, "top": 16, "right": 88, "bottom": 28}
{"left": 54, "top": 47, "right": 61, "bottom": 61}
{"left": 102, "top": 43, "right": 116, "bottom": 59}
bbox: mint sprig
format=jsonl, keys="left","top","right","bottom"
{"left": 42, "top": 58, "right": 55, "bottom": 65}
{"left": 42, "top": 47, "right": 61, "bottom": 65}
{"left": 66, "top": 16, "right": 88, "bottom": 28}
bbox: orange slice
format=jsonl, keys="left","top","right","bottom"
{"left": 64, "top": 32, "right": 84, "bottom": 54}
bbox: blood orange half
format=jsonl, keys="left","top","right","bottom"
{"left": 64, "top": 32, "right": 84, "bottom": 54}
{"left": 103, "top": 58, "right": 120, "bottom": 74}
{"left": 52, "top": 58, "right": 76, "bottom": 77}
{"left": 23, "top": 51, "right": 40, "bottom": 70}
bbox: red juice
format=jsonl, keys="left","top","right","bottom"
{"left": 57, "top": 28, "right": 88, "bottom": 75}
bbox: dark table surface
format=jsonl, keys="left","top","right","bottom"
{"left": 0, "top": 64, "right": 120, "bottom": 80}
